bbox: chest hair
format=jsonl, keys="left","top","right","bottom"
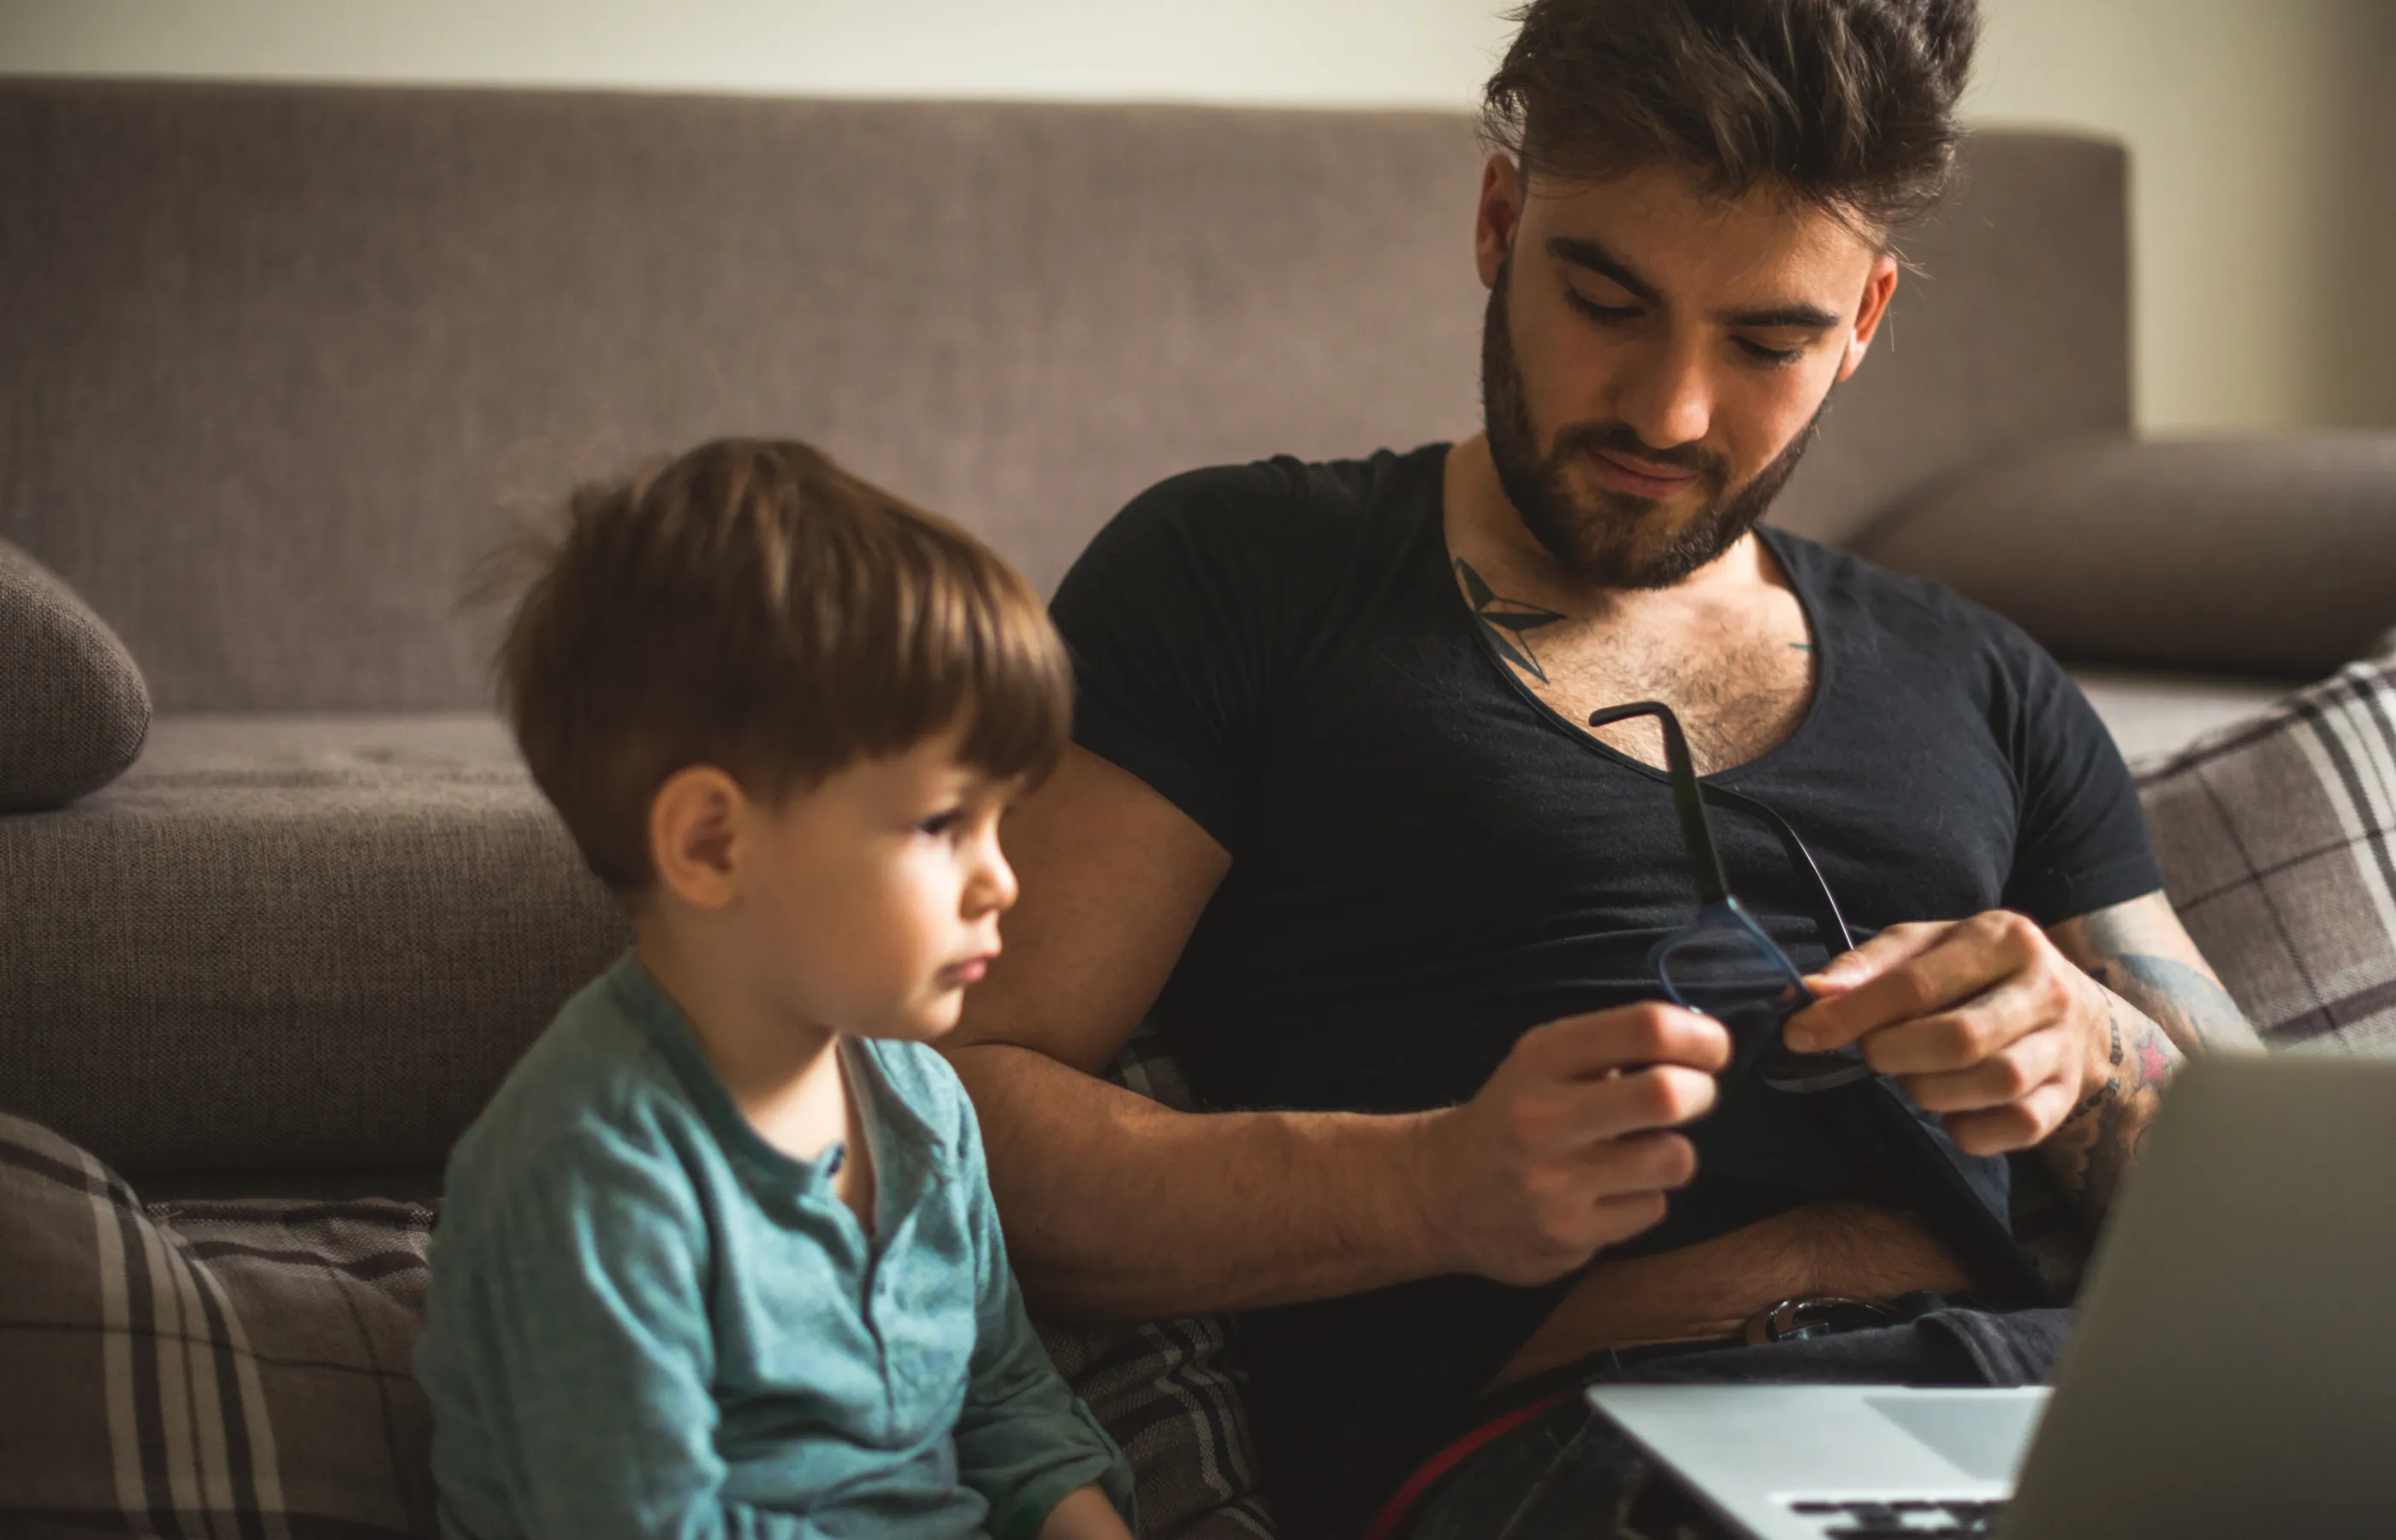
{"left": 1540, "top": 624, "right": 1812, "bottom": 773}
{"left": 1459, "top": 563, "right": 1816, "bottom": 775}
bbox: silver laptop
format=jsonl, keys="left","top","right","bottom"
{"left": 1587, "top": 1054, "right": 2396, "bottom": 1538}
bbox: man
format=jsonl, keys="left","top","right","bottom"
{"left": 946, "top": 2, "right": 2257, "bottom": 1533}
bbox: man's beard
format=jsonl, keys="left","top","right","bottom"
{"left": 1480, "top": 257, "right": 1830, "bottom": 589}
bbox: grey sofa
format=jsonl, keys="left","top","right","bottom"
{"left": 8, "top": 77, "right": 2395, "bottom": 1193}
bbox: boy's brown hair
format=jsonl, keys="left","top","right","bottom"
{"left": 1481, "top": 0, "right": 1979, "bottom": 232}
{"left": 491, "top": 438, "right": 1071, "bottom": 894}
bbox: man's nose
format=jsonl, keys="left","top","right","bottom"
{"left": 1612, "top": 332, "right": 1714, "bottom": 453}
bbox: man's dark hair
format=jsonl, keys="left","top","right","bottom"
{"left": 1481, "top": 0, "right": 1980, "bottom": 231}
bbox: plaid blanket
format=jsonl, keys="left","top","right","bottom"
{"left": 0, "top": 1112, "right": 437, "bottom": 1537}
{"left": 2138, "top": 633, "right": 2396, "bottom": 1051}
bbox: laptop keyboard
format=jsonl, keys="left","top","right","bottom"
{"left": 1788, "top": 1497, "right": 2007, "bottom": 1536}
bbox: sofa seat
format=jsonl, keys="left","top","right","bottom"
{"left": 0, "top": 678, "right": 2286, "bottom": 1196}
{"left": 0, "top": 714, "right": 626, "bottom": 1193}
{"left": 2068, "top": 668, "right": 2297, "bottom": 764}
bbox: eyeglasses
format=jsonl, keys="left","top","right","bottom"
{"left": 1586, "top": 701, "right": 1872, "bottom": 1094}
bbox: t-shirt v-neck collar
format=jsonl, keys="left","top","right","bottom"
{"left": 1431, "top": 484, "right": 1837, "bottom": 790}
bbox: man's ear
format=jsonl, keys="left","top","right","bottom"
{"left": 1838, "top": 252, "right": 1901, "bottom": 381}
{"left": 1474, "top": 152, "right": 1526, "bottom": 290}
{"left": 648, "top": 765, "right": 749, "bottom": 911}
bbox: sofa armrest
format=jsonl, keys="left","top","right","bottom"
{"left": 1851, "top": 431, "right": 2396, "bottom": 675}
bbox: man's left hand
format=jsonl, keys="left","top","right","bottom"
{"left": 1782, "top": 911, "right": 2114, "bottom": 1157}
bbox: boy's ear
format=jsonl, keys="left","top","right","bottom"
{"left": 648, "top": 765, "right": 749, "bottom": 910}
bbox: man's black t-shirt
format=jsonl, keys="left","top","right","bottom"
{"left": 1047, "top": 444, "right": 2162, "bottom": 1528}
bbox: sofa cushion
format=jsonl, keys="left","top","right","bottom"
{"left": 0, "top": 714, "right": 628, "bottom": 1182}
{"left": 2136, "top": 634, "right": 2396, "bottom": 1050}
{"left": 0, "top": 536, "right": 151, "bottom": 810}
{"left": 0, "top": 1111, "right": 438, "bottom": 1537}
{"left": 1857, "top": 431, "right": 2396, "bottom": 677}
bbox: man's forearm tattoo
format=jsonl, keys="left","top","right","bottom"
{"left": 2067, "top": 1091, "right": 2145, "bottom": 1221}
{"left": 2046, "top": 985, "right": 2177, "bottom": 1219}
{"left": 2104, "top": 953, "right": 2251, "bottom": 1050}
{"left": 2078, "top": 905, "right": 2258, "bottom": 1051}
{"left": 1455, "top": 559, "right": 1567, "bottom": 683}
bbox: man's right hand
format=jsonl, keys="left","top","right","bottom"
{"left": 1409, "top": 1003, "right": 1732, "bottom": 1286}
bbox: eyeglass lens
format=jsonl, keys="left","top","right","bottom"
{"left": 1657, "top": 922, "right": 1803, "bottom": 1048}
{"left": 1658, "top": 921, "right": 1873, "bottom": 1091}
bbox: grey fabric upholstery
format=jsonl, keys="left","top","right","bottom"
{"left": 0, "top": 715, "right": 626, "bottom": 1181}
{"left": 0, "top": 536, "right": 151, "bottom": 810}
{"left": 0, "top": 84, "right": 1480, "bottom": 710}
{"left": 0, "top": 82, "right": 2130, "bottom": 709}
{"left": 1857, "top": 431, "right": 2396, "bottom": 674}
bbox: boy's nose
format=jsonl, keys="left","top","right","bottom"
{"left": 976, "top": 838, "right": 1020, "bottom": 914}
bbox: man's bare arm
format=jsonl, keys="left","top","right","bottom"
{"left": 949, "top": 745, "right": 1728, "bottom": 1323}
{"left": 2037, "top": 892, "right": 2257, "bottom": 1218}
{"left": 950, "top": 1044, "right": 1448, "bottom": 1318}
{"left": 950, "top": 747, "right": 1426, "bottom": 1319}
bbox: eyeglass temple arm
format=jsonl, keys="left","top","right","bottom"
{"left": 1586, "top": 701, "right": 1733, "bottom": 907}
{"left": 1696, "top": 783, "right": 1859, "bottom": 957}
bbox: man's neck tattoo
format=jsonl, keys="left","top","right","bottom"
{"left": 1456, "top": 558, "right": 1567, "bottom": 683}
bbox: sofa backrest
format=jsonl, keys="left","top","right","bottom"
{"left": 0, "top": 82, "right": 2127, "bottom": 712}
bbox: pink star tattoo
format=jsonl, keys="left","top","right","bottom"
{"left": 2136, "top": 1032, "right": 2172, "bottom": 1087}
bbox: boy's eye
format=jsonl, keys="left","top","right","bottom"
{"left": 916, "top": 808, "right": 964, "bottom": 838}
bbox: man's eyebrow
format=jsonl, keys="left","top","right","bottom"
{"left": 1545, "top": 236, "right": 1661, "bottom": 306}
{"left": 1716, "top": 301, "right": 1842, "bottom": 330}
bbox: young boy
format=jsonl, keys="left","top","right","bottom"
{"left": 414, "top": 439, "right": 1136, "bottom": 1539}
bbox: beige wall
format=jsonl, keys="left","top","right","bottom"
{"left": 1968, "top": 0, "right": 2396, "bottom": 431}
{"left": 4, "top": 0, "right": 2387, "bottom": 431}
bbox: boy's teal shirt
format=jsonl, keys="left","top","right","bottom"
{"left": 415, "top": 951, "right": 1134, "bottom": 1540}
